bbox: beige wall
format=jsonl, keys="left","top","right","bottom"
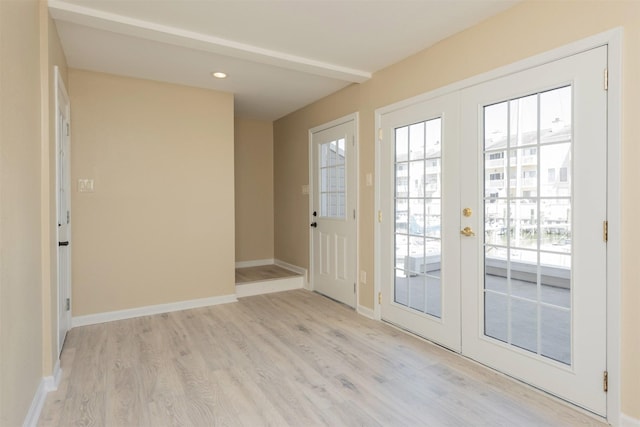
{"left": 234, "top": 119, "right": 274, "bottom": 262}
{"left": 69, "top": 70, "right": 235, "bottom": 316}
{"left": 273, "top": 0, "right": 640, "bottom": 418}
{"left": 0, "top": 0, "right": 44, "bottom": 425}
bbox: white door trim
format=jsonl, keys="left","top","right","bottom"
{"left": 375, "top": 28, "right": 622, "bottom": 424}
{"left": 54, "top": 66, "right": 71, "bottom": 358}
{"left": 309, "top": 112, "right": 359, "bottom": 307}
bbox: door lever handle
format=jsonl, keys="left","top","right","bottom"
{"left": 310, "top": 222, "right": 317, "bottom": 228}
{"left": 59, "top": 241, "right": 70, "bottom": 246}
{"left": 460, "top": 227, "right": 475, "bottom": 237}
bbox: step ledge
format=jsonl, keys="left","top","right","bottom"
{"left": 236, "top": 276, "right": 304, "bottom": 298}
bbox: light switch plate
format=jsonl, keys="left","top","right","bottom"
{"left": 302, "top": 184, "right": 310, "bottom": 195}
{"left": 366, "top": 173, "right": 373, "bottom": 187}
{"left": 78, "top": 179, "right": 94, "bottom": 193}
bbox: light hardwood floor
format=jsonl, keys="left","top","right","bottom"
{"left": 38, "top": 290, "right": 606, "bottom": 426}
{"left": 235, "top": 265, "right": 300, "bottom": 284}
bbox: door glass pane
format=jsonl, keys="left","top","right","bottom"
{"left": 509, "top": 94, "right": 538, "bottom": 147}
{"left": 485, "top": 291, "right": 508, "bottom": 343}
{"left": 409, "top": 122, "right": 425, "bottom": 160}
{"left": 540, "top": 143, "right": 571, "bottom": 197}
{"left": 394, "top": 118, "right": 442, "bottom": 318}
{"left": 511, "top": 298, "right": 538, "bottom": 353}
{"left": 483, "top": 86, "right": 572, "bottom": 365}
{"left": 484, "top": 102, "right": 508, "bottom": 151}
{"left": 540, "top": 306, "right": 571, "bottom": 364}
{"left": 319, "top": 138, "right": 346, "bottom": 218}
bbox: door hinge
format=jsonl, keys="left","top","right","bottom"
{"left": 353, "top": 209, "right": 356, "bottom": 220}
{"left": 66, "top": 122, "right": 70, "bottom": 136}
{"left": 66, "top": 210, "right": 70, "bottom": 224}
{"left": 603, "top": 220, "right": 608, "bottom": 242}
{"left": 604, "top": 68, "right": 608, "bottom": 91}
{"left": 603, "top": 371, "right": 608, "bottom": 392}
{"left": 352, "top": 135, "right": 355, "bottom": 146}
{"left": 377, "top": 210, "right": 382, "bottom": 223}
{"left": 354, "top": 283, "right": 356, "bottom": 293}
{"left": 378, "top": 292, "right": 382, "bottom": 304}
{"left": 65, "top": 298, "right": 70, "bottom": 311}
{"left": 378, "top": 128, "right": 383, "bottom": 141}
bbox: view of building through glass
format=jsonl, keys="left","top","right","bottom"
{"left": 392, "top": 86, "right": 573, "bottom": 365}
{"left": 319, "top": 138, "right": 346, "bottom": 218}
{"left": 394, "top": 118, "right": 442, "bottom": 318}
{"left": 483, "top": 85, "right": 572, "bottom": 365}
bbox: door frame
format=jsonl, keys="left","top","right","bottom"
{"left": 308, "top": 112, "right": 359, "bottom": 308}
{"left": 54, "top": 65, "right": 71, "bottom": 357}
{"left": 374, "top": 28, "right": 622, "bottom": 423}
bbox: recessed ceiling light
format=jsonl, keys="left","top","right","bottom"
{"left": 212, "top": 72, "right": 227, "bottom": 79}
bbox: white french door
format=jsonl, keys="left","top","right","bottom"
{"left": 310, "top": 116, "right": 357, "bottom": 308}
{"left": 460, "top": 46, "right": 607, "bottom": 415}
{"left": 379, "top": 46, "right": 608, "bottom": 415}
{"left": 379, "top": 93, "right": 461, "bottom": 351}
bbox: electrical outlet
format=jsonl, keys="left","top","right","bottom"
{"left": 360, "top": 270, "right": 367, "bottom": 284}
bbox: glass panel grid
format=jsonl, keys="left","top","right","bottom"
{"left": 394, "top": 118, "right": 442, "bottom": 318}
{"left": 483, "top": 86, "right": 572, "bottom": 365}
{"left": 319, "top": 138, "right": 347, "bottom": 218}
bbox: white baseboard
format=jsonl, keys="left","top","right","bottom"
{"left": 274, "top": 259, "right": 308, "bottom": 287}
{"left": 44, "top": 360, "right": 62, "bottom": 392}
{"left": 23, "top": 360, "right": 61, "bottom": 427}
{"left": 236, "top": 276, "right": 304, "bottom": 298}
{"left": 357, "top": 304, "right": 375, "bottom": 320}
{"left": 621, "top": 413, "right": 640, "bottom": 427}
{"left": 235, "top": 258, "right": 275, "bottom": 268}
{"left": 23, "top": 378, "right": 47, "bottom": 427}
{"left": 72, "top": 294, "right": 238, "bottom": 327}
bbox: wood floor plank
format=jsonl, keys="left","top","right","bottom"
{"left": 39, "top": 290, "right": 607, "bottom": 427}
{"left": 235, "top": 265, "right": 300, "bottom": 284}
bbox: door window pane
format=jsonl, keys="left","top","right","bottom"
{"left": 509, "top": 94, "right": 538, "bottom": 147}
{"left": 319, "top": 138, "right": 346, "bottom": 218}
{"left": 484, "top": 102, "right": 508, "bottom": 151}
{"left": 483, "top": 86, "right": 573, "bottom": 365}
{"left": 394, "top": 117, "right": 442, "bottom": 318}
{"left": 540, "top": 306, "right": 571, "bottom": 364}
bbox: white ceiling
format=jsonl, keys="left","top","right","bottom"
{"left": 49, "top": 0, "right": 518, "bottom": 120}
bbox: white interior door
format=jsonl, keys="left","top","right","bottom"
{"left": 378, "top": 46, "right": 608, "bottom": 415}
{"left": 460, "top": 46, "right": 608, "bottom": 415}
{"left": 310, "top": 117, "right": 357, "bottom": 308}
{"left": 56, "top": 67, "right": 71, "bottom": 356}
{"left": 379, "top": 93, "right": 461, "bottom": 351}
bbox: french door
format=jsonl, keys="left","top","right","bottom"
{"left": 379, "top": 46, "right": 607, "bottom": 415}
{"left": 379, "top": 93, "right": 461, "bottom": 351}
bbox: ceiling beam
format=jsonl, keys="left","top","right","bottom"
{"left": 48, "top": 0, "right": 371, "bottom": 83}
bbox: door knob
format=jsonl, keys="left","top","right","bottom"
{"left": 58, "top": 241, "right": 70, "bottom": 246}
{"left": 460, "top": 227, "right": 475, "bottom": 237}
{"left": 310, "top": 222, "right": 318, "bottom": 228}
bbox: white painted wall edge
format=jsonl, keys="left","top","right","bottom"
{"left": 357, "top": 305, "right": 375, "bottom": 320}
{"left": 621, "top": 414, "right": 640, "bottom": 427}
{"left": 236, "top": 276, "right": 304, "bottom": 298}
{"left": 274, "top": 259, "right": 309, "bottom": 288}
{"left": 235, "top": 258, "right": 275, "bottom": 268}
{"left": 23, "top": 361, "right": 61, "bottom": 427}
{"left": 71, "top": 294, "right": 238, "bottom": 327}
